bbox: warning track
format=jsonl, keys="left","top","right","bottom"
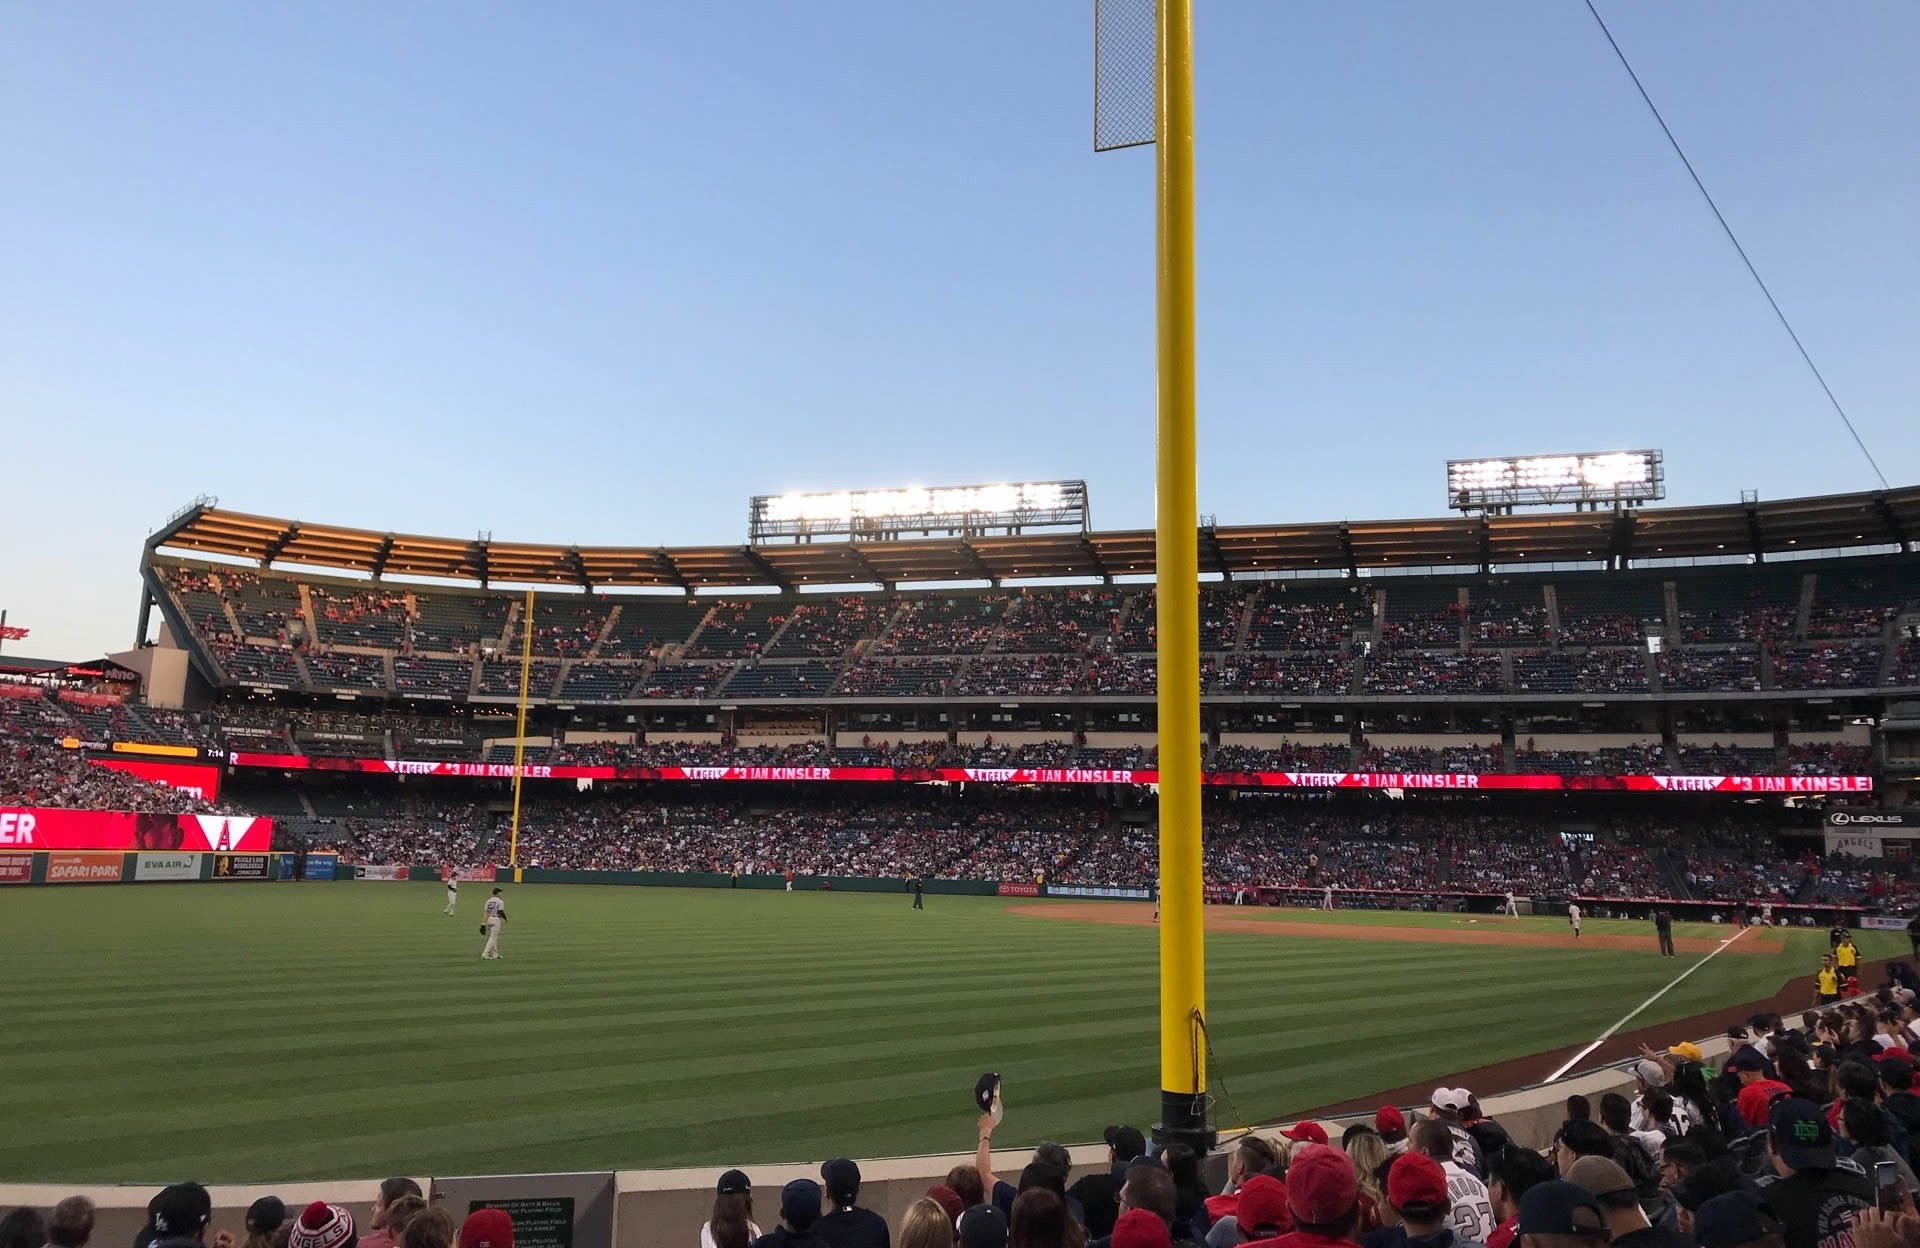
{"left": 1007, "top": 901, "right": 1782, "bottom": 955}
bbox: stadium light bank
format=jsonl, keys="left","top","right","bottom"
{"left": 1447, "top": 450, "right": 1665, "bottom": 515}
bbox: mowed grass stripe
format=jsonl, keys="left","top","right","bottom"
{"left": 0, "top": 886, "right": 1851, "bottom": 1181}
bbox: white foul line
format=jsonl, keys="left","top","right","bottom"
{"left": 1543, "top": 923, "right": 1756, "bottom": 1083}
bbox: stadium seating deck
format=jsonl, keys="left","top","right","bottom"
{"left": 686, "top": 599, "right": 789, "bottom": 658}
{"left": 305, "top": 650, "right": 389, "bottom": 691}
{"left": 139, "top": 552, "right": 1920, "bottom": 707}
{"left": 1465, "top": 580, "right": 1551, "bottom": 646}
{"left": 1554, "top": 574, "right": 1668, "bottom": 644}
{"left": 594, "top": 596, "right": 709, "bottom": 658}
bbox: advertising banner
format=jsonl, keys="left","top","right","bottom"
{"left": 88, "top": 757, "right": 223, "bottom": 800}
{"left": 1827, "top": 810, "right": 1915, "bottom": 830}
{"left": 1048, "top": 885, "right": 1152, "bottom": 899}
{"left": 110, "top": 741, "right": 201, "bottom": 758}
{"left": 277, "top": 853, "right": 339, "bottom": 881}
{"left": 0, "top": 810, "right": 270, "bottom": 852}
{"left": 0, "top": 853, "right": 33, "bottom": 883}
{"left": 222, "top": 751, "right": 1872, "bottom": 795}
{"left": 213, "top": 854, "right": 271, "bottom": 880}
{"left": 996, "top": 882, "right": 1041, "bottom": 897}
{"left": 46, "top": 852, "right": 125, "bottom": 883}
{"left": 354, "top": 864, "right": 409, "bottom": 881}
{"left": 134, "top": 852, "right": 202, "bottom": 881}
{"left": 1824, "top": 831, "right": 1890, "bottom": 859}
{"left": 1863, "top": 916, "right": 1911, "bottom": 931}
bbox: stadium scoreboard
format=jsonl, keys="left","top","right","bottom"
{"left": 749, "top": 480, "right": 1089, "bottom": 542}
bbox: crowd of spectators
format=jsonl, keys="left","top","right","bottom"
{"left": 1214, "top": 653, "right": 1354, "bottom": 695}
{"left": 0, "top": 708, "right": 232, "bottom": 814}
{"left": 1362, "top": 649, "right": 1506, "bottom": 695}
{"left": 875, "top": 595, "right": 1012, "bottom": 655}
{"left": 1356, "top": 743, "right": 1499, "bottom": 773}
{"left": 951, "top": 654, "right": 1086, "bottom": 697}
{"left": 1244, "top": 593, "right": 1370, "bottom": 650}
{"left": 836, "top": 658, "right": 958, "bottom": 697}
{"left": 1772, "top": 642, "right": 1885, "bottom": 691}
{"left": 7, "top": 685, "right": 1914, "bottom": 909}
{"left": 1213, "top": 743, "right": 1353, "bottom": 771}
{"left": 309, "top": 585, "right": 411, "bottom": 646}
{"left": 1893, "top": 642, "right": 1920, "bottom": 688}
{"left": 256, "top": 781, "right": 1919, "bottom": 910}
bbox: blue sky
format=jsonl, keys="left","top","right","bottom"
{"left": 3, "top": 2, "right": 1914, "bottom": 659}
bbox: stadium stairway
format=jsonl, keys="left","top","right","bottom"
{"left": 1795, "top": 574, "right": 1817, "bottom": 640}
{"left": 297, "top": 583, "right": 322, "bottom": 646}
{"left": 1653, "top": 850, "right": 1693, "bottom": 900}
{"left": 1230, "top": 592, "right": 1258, "bottom": 652}
{"left": 585, "top": 608, "right": 615, "bottom": 659}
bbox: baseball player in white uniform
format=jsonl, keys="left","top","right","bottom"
{"left": 1504, "top": 891, "right": 1519, "bottom": 917}
{"left": 1322, "top": 885, "right": 1334, "bottom": 911}
{"left": 444, "top": 877, "right": 458, "bottom": 915}
{"left": 481, "top": 887, "right": 507, "bottom": 959}
{"left": 1568, "top": 902, "right": 1582, "bottom": 938}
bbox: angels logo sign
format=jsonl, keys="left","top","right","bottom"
{"left": 187, "top": 816, "right": 270, "bottom": 852}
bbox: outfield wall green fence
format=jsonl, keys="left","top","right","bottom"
{"left": 7, "top": 854, "right": 1862, "bottom": 924}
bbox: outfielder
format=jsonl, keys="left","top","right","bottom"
{"left": 1504, "top": 891, "right": 1519, "bottom": 918}
{"left": 1322, "top": 885, "right": 1334, "bottom": 911}
{"left": 444, "top": 876, "right": 458, "bottom": 915}
{"left": 481, "top": 887, "right": 507, "bottom": 960}
{"left": 1568, "top": 902, "right": 1582, "bottom": 938}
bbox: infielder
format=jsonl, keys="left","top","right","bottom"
{"left": 1322, "top": 885, "right": 1334, "bottom": 911}
{"left": 444, "top": 876, "right": 458, "bottom": 915}
{"left": 1568, "top": 902, "right": 1582, "bottom": 938}
{"left": 481, "top": 887, "right": 507, "bottom": 960}
{"left": 1504, "top": 891, "right": 1519, "bottom": 918}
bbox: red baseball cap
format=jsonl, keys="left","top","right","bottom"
{"left": 1387, "top": 1153, "right": 1449, "bottom": 1212}
{"left": 460, "top": 1208, "right": 514, "bottom": 1248}
{"left": 1111, "top": 1208, "right": 1172, "bottom": 1248}
{"left": 1235, "top": 1175, "right": 1292, "bottom": 1236}
{"left": 1286, "top": 1144, "right": 1359, "bottom": 1225}
{"left": 1282, "top": 1121, "right": 1329, "bottom": 1145}
{"left": 1375, "top": 1106, "right": 1406, "bottom": 1137}
{"left": 926, "top": 1185, "right": 964, "bottom": 1228}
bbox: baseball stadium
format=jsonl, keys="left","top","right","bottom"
{"left": 5, "top": 7, "right": 1918, "bottom": 1248}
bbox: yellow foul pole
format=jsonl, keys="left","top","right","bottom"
{"left": 1154, "top": 0, "right": 1209, "bottom": 1149}
{"left": 507, "top": 587, "right": 535, "bottom": 874}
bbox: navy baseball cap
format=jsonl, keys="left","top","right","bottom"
{"left": 1516, "top": 1181, "right": 1608, "bottom": 1239}
{"left": 781, "top": 1180, "right": 822, "bottom": 1230}
{"left": 151, "top": 1185, "right": 213, "bottom": 1240}
{"left": 822, "top": 1159, "right": 861, "bottom": 1205}
{"left": 1693, "top": 1193, "right": 1780, "bottom": 1248}
{"left": 958, "top": 1204, "right": 1010, "bottom": 1248}
{"left": 1768, "top": 1097, "right": 1836, "bottom": 1169}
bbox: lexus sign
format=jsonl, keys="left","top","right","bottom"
{"left": 1827, "top": 810, "right": 1914, "bottom": 828}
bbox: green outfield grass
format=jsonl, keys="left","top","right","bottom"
{"left": 0, "top": 885, "right": 1894, "bottom": 1183}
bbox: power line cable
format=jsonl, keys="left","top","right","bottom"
{"left": 1581, "top": 0, "right": 1889, "bottom": 491}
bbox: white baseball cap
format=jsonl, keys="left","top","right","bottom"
{"left": 1430, "top": 1087, "right": 1470, "bottom": 1113}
